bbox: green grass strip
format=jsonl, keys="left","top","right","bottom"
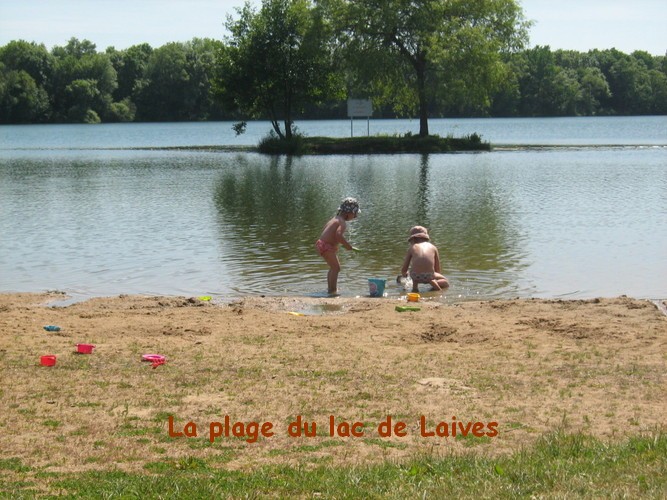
{"left": 1, "top": 431, "right": 665, "bottom": 498}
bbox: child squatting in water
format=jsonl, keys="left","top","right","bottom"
{"left": 399, "top": 225, "right": 449, "bottom": 292}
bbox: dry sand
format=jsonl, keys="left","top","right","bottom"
{"left": 0, "top": 292, "right": 665, "bottom": 473}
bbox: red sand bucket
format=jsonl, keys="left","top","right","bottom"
{"left": 76, "top": 343, "right": 95, "bottom": 354}
{"left": 40, "top": 355, "right": 57, "bottom": 367}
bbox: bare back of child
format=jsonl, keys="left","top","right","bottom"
{"left": 399, "top": 226, "right": 449, "bottom": 293}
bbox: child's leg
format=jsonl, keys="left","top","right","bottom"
{"left": 430, "top": 273, "right": 449, "bottom": 291}
{"left": 409, "top": 275, "right": 419, "bottom": 293}
{"left": 322, "top": 251, "right": 341, "bottom": 294}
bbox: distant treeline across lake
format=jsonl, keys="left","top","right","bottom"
{"left": 1, "top": 37, "right": 665, "bottom": 125}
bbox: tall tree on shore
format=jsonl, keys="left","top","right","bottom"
{"left": 50, "top": 38, "right": 118, "bottom": 122}
{"left": 0, "top": 41, "right": 53, "bottom": 122}
{"left": 216, "top": 0, "right": 343, "bottom": 139}
{"left": 327, "top": 0, "right": 530, "bottom": 136}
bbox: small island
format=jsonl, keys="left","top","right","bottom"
{"left": 257, "top": 133, "right": 490, "bottom": 155}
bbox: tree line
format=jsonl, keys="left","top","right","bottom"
{"left": 1, "top": 0, "right": 665, "bottom": 130}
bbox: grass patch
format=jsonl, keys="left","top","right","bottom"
{"left": 0, "top": 458, "right": 32, "bottom": 473}
{"left": 6, "top": 432, "right": 662, "bottom": 497}
{"left": 455, "top": 433, "right": 493, "bottom": 447}
{"left": 144, "top": 456, "right": 209, "bottom": 473}
{"left": 362, "top": 438, "right": 408, "bottom": 450}
{"left": 288, "top": 440, "right": 344, "bottom": 454}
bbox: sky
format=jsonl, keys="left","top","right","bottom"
{"left": 0, "top": 0, "right": 665, "bottom": 56}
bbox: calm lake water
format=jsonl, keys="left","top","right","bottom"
{"left": 1, "top": 117, "right": 666, "bottom": 303}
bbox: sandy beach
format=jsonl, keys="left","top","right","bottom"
{"left": 1, "top": 292, "right": 665, "bottom": 474}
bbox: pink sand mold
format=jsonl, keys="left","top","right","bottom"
{"left": 141, "top": 354, "right": 166, "bottom": 362}
{"left": 76, "top": 343, "right": 95, "bottom": 354}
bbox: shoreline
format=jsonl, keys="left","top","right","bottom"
{"left": 12, "top": 290, "right": 667, "bottom": 315}
{"left": 4, "top": 143, "right": 666, "bottom": 153}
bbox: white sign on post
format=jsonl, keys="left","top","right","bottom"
{"left": 347, "top": 99, "right": 373, "bottom": 117}
{"left": 347, "top": 99, "right": 372, "bottom": 137}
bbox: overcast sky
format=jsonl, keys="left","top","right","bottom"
{"left": 0, "top": 0, "right": 665, "bottom": 55}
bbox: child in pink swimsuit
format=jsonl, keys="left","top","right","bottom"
{"left": 398, "top": 226, "right": 449, "bottom": 293}
{"left": 316, "top": 197, "right": 360, "bottom": 295}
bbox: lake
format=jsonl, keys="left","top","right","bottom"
{"left": 1, "top": 117, "right": 666, "bottom": 303}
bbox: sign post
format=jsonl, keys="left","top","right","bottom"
{"left": 347, "top": 99, "right": 373, "bottom": 137}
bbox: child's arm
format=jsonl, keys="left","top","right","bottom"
{"left": 335, "top": 220, "right": 353, "bottom": 250}
{"left": 400, "top": 251, "right": 412, "bottom": 277}
{"left": 433, "top": 248, "right": 441, "bottom": 273}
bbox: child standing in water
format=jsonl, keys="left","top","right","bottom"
{"left": 399, "top": 226, "right": 449, "bottom": 292}
{"left": 316, "top": 197, "right": 360, "bottom": 295}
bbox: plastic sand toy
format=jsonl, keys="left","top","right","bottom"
{"left": 76, "top": 343, "right": 95, "bottom": 354}
{"left": 368, "top": 278, "right": 386, "bottom": 297}
{"left": 395, "top": 306, "right": 421, "bottom": 312}
{"left": 40, "top": 355, "right": 57, "bottom": 366}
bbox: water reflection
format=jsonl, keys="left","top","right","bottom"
{"left": 213, "top": 155, "right": 332, "bottom": 295}
{"left": 416, "top": 154, "right": 430, "bottom": 223}
{"left": 213, "top": 153, "right": 528, "bottom": 298}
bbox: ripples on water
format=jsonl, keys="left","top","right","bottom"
{"left": 1, "top": 119, "right": 666, "bottom": 302}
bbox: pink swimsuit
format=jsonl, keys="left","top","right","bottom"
{"left": 316, "top": 239, "right": 336, "bottom": 256}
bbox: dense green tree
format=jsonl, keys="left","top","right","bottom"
{"left": 500, "top": 48, "right": 613, "bottom": 116}
{"left": 489, "top": 68, "right": 521, "bottom": 116}
{"left": 49, "top": 38, "right": 118, "bottom": 122}
{"left": 183, "top": 38, "right": 226, "bottom": 120}
{"left": 106, "top": 43, "right": 153, "bottom": 103}
{"left": 328, "top": 0, "right": 530, "bottom": 135}
{"left": 217, "top": 0, "right": 343, "bottom": 139}
{"left": 608, "top": 55, "right": 653, "bottom": 114}
{"left": 0, "top": 69, "right": 50, "bottom": 122}
{"left": 649, "top": 69, "right": 667, "bottom": 114}
{"left": 514, "top": 46, "right": 559, "bottom": 115}
{"left": 51, "top": 38, "right": 98, "bottom": 59}
{"left": 631, "top": 50, "right": 656, "bottom": 70}
{"left": 489, "top": 51, "right": 527, "bottom": 116}
{"left": 134, "top": 42, "right": 191, "bottom": 120}
{"left": 0, "top": 40, "right": 54, "bottom": 87}
{"left": 106, "top": 97, "right": 136, "bottom": 122}
{"left": 64, "top": 79, "right": 102, "bottom": 122}
{"left": 551, "top": 68, "right": 581, "bottom": 115}
{"left": 577, "top": 66, "right": 611, "bottom": 115}
{"left": 0, "top": 41, "right": 54, "bottom": 122}
{"left": 133, "top": 40, "right": 222, "bottom": 121}
{"left": 552, "top": 49, "right": 598, "bottom": 71}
